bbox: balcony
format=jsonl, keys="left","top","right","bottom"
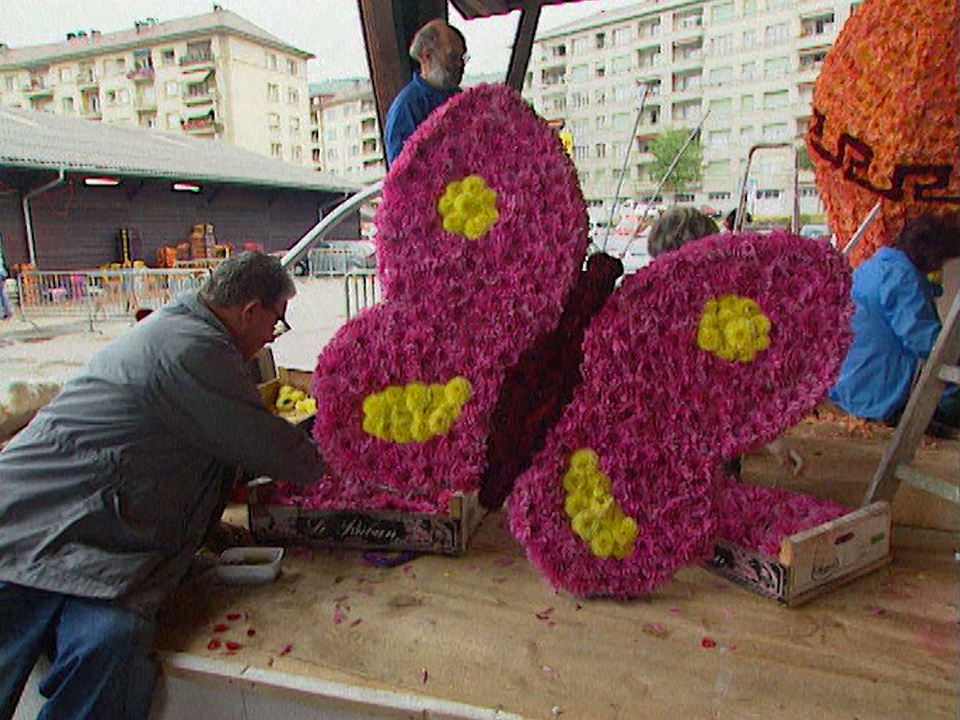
{"left": 81, "top": 107, "right": 102, "bottom": 120}
{"left": 24, "top": 81, "right": 53, "bottom": 99}
{"left": 126, "top": 67, "right": 155, "bottom": 83}
{"left": 183, "top": 87, "right": 216, "bottom": 106}
{"left": 134, "top": 98, "right": 158, "bottom": 112}
{"left": 76, "top": 71, "right": 99, "bottom": 89}
{"left": 179, "top": 51, "right": 215, "bottom": 70}
{"left": 183, "top": 116, "right": 221, "bottom": 135}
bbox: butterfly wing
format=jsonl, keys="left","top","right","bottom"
{"left": 311, "top": 84, "right": 589, "bottom": 509}
{"left": 509, "top": 231, "right": 853, "bottom": 597}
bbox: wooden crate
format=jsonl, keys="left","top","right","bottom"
{"left": 248, "top": 489, "right": 483, "bottom": 556}
{"left": 258, "top": 367, "right": 316, "bottom": 428}
{"left": 705, "top": 501, "right": 892, "bottom": 606}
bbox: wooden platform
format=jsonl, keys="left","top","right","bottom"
{"left": 155, "top": 514, "right": 957, "bottom": 720}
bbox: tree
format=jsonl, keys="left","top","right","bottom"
{"left": 647, "top": 128, "right": 703, "bottom": 192}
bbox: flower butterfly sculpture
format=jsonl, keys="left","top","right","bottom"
{"left": 297, "top": 84, "right": 853, "bottom": 598}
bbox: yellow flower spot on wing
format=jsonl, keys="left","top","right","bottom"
{"left": 696, "top": 294, "right": 772, "bottom": 363}
{"left": 437, "top": 174, "right": 500, "bottom": 240}
{"left": 361, "top": 377, "right": 472, "bottom": 443}
{"left": 562, "top": 448, "right": 638, "bottom": 559}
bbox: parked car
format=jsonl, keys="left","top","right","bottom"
{"left": 800, "top": 224, "right": 830, "bottom": 239}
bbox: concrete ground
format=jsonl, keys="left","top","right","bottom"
{"left": 0, "top": 277, "right": 355, "bottom": 383}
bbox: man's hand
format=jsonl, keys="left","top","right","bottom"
{"left": 204, "top": 522, "right": 253, "bottom": 554}
{"left": 764, "top": 438, "right": 805, "bottom": 477}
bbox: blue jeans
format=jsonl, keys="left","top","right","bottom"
{"left": 0, "top": 582, "right": 158, "bottom": 720}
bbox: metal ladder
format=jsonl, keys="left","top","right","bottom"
{"left": 863, "top": 291, "right": 960, "bottom": 506}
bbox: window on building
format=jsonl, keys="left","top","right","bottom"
{"left": 61, "top": 96, "right": 74, "bottom": 112}
{"left": 614, "top": 84, "right": 632, "bottom": 102}
{"left": 344, "top": 125, "right": 354, "bottom": 137}
{"left": 570, "top": 64, "right": 589, "bottom": 82}
{"left": 638, "top": 19, "right": 660, "bottom": 37}
{"left": 594, "top": 63, "right": 606, "bottom": 78}
{"left": 743, "top": 0, "right": 758, "bottom": 15}
{"left": 161, "top": 49, "right": 175, "bottom": 66}
{"left": 757, "top": 189, "right": 781, "bottom": 199}
{"left": 117, "top": 88, "right": 129, "bottom": 104}
{"left": 105, "top": 90, "right": 117, "bottom": 106}
{"left": 269, "top": 53, "right": 279, "bottom": 70}
{"left": 287, "top": 87, "right": 299, "bottom": 104}
{"left": 741, "top": 29, "right": 757, "bottom": 49}
{"left": 764, "top": 23, "right": 790, "bottom": 44}
{"left": 798, "top": 185, "right": 819, "bottom": 198}
{"left": 5, "top": 75, "right": 16, "bottom": 91}
{"left": 312, "top": 148, "right": 321, "bottom": 163}
{"left": 595, "top": 143, "right": 607, "bottom": 159}
{"left": 271, "top": 142, "right": 283, "bottom": 157}
{"left": 708, "top": 191, "right": 732, "bottom": 201}
{"left": 595, "top": 32, "right": 606, "bottom": 49}
{"left": 267, "top": 83, "right": 280, "bottom": 101}
{"left": 706, "top": 160, "right": 732, "bottom": 177}
{"left": 764, "top": 57, "right": 790, "bottom": 78}
{"left": 58, "top": 67, "right": 72, "bottom": 83}
{"left": 595, "top": 89, "right": 607, "bottom": 105}
{"left": 708, "top": 97, "right": 732, "bottom": 117}
{"left": 709, "top": 66, "right": 733, "bottom": 86}
{"left": 574, "top": 145, "right": 590, "bottom": 161}
{"left": 763, "top": 90, "right": 789, "bottom": 109}
{"left": 292, "top": 145, "right": 302, "bottom": 161}
{"left": 741, "top": 61, "right": 757, "bottom": 80}
{"left": 711, "top": 2, "right": 734, "bottom": 23}
{"left": 612, "top": 112, "right": 631, "bottom": 130}
{"left": 570, "top": 37, "right": 587, "bottom": 55}
{"left": 287, "top": 58, "right": 298, "bottom": 75}
{"left": 166, "top": 113, "right": 179, "bottom": 129}
{"left": 349, "top": 144, "right": 360, "bottom": 157}
{"left": 762, "top": 123, "right": 789, "bottom": 141}
{"left": 672, "top": 100, "right": 701, "bottom": 121}
{"left": 710, "top": 34, "right": 733, "bottom": 55}
{"left": 740, "top": 94, "right": 755, "bottom": 112}
{"left": 290, "top": 116, "right": 301, "bottom": 132}
{"left": 637, "top": 47, "right": 661, "bottom": 69}
{"left": 740, "top": 126, "right": 755, "bottom": 144}
{"left": 707, "top": 129, "right": 731, "bottom": 147}
{"left": 613, "top": 27, "right": 632, "bottom": 46}
{"left": 595, "top": 114, "right": 607, "bottom": 129}
{"left": 611, "top": 55, "right": 631, "bottom": 74}
{"left": 114, "top": 57, "right": 127, "bottom": 74}
{"left": 268, "top": 112, "right": 280, "bottom": 129}
{"left": 674, "top": 193, "right": 695, "bottom": 203}
{"left": 571, "top": 92, "right": 588, "bottom": 109}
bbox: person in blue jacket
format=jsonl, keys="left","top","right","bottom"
{"left": 384, "top": 19, "right": 467, "bottom": 165}
{"left": 830, "top": 213, "right": 960, "bottom": 430}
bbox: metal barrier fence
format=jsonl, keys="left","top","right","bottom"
{"left": 16, "top": 268, "right": 210, "bottom": 325}
{"left": 344, "top": 270, "right": 379, "bottom": 319}
{"left": 307, "top": 247, "right": 376, "bottom": 276}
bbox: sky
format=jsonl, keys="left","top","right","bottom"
{"left": 0, "top": 0, "right": 629, "bottom": 81}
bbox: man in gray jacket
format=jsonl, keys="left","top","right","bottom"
{"left": 0, "top": 251, "right": 323, "bottom": 719}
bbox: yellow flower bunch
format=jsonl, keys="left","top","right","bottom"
{"left": 696, "top": 294, "right": 772, "bottom": 362}
{"left": 275, "top": 385, "right": 317, "bottom": 414}
{"left": 437, "top": 174, "right": 499, "bottom": 240}
{"left": 562, "top": 448, "right": 638, "bottom": 559}
{"left": 361, "top": 376, "right": 472, "bottom": 443}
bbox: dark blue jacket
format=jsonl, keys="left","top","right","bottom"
{"left": 384, "top": 72, "right": 459, "bottom": 164}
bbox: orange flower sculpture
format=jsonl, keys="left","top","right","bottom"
{"left": 808, "top": 0, "right": 959, "bottom": 265}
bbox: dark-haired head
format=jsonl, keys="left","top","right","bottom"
{"left": 893, "top": 212, "right": 960, "bottom": 274}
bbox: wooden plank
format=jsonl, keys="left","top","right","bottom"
{"left": 864, "top": 292, "right": 960, "bottom": 504}
{"left": 785, "top": 555, "right": 891, "bottom": 608}
{"left": 895, "top": 463, "right": 960, "bottom": 503}
{"left": 938, "top": 364, "right": 960, "bottom": 384}
{"left": 505, "top": 3, "right": 541, "bottom": 90}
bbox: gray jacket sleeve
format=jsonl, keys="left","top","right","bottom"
{"left": 150, "top": 338, "right": 323, "bottom": 485}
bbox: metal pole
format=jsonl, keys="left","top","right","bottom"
{"left": 733, "top": 142, "right": 789, "bottom": 232}
{"left": 842, "top": 200, "right": 882, "bottom": 256}
{"left": 281, "top": 180, "right": 383, "bottom": 271}
{"left": 22, "top": 169, "right": 65, "bottom": 267}
{"left": 601, "top": 85, "right": 649, "bottom": 251}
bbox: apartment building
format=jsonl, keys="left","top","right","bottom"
{"left": 311, "top": 79, "right": 385, "bottom": 182}
{"left": 526, "top": 0, "right": 861, "bottom": 221}
{"left": 0, "top": 8, "right": 313, "bottom": 166}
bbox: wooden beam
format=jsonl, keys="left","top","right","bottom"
{"left": 357, "top": 0, "right": 447, "bottom": 165}
{"left": 506, "top": 3, "right": 540, "bottom": 91}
